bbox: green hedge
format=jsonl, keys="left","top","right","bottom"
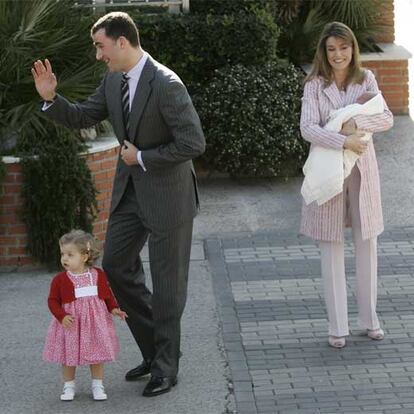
{"left": 133, "top": 5, "right": 307, "bottom": 177}
{"left": 190, "top": 0, "right": 275, "bottom": 15}
{"left": 194, "top": 60, "right": 308, "bottom": 177}
{"left": 134, "top": 9, "right": 279, "bottom": 87}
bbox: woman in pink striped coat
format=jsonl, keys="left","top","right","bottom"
{"left": 300, "top": 22, "right": 393, "bottom": 348}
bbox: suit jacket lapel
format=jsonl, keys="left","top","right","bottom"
{"left": 322, "top": 81, "right": 343, "bottom": 109}
{"left": 129, "top": 57, "right": 156, "bottom": 142}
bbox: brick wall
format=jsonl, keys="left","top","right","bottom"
{"left": 0, "top": 143, "right": 119, "bottom": 271}
{"left": 362, "top": 59, "right": 409, "bottom": 115}
{"left": 86, "top": 146, "right": 118, "bottom": 242}
{"left": 0, "top": 162, "right": 30, "bottom": 269}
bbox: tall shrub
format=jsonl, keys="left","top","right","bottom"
{"left": 190, "top": 0, "right": 277, "bottom": 15}
{"left": 194, "top": 61, "right": 308, "bottom": 177}
{"left": 21, "top": 128, "right": 97, "bottom": 268}
{"left": 133, "top": 8, "right": 279, "bottom": 88}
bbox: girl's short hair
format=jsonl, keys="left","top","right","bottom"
{"left": 306, "top": 21, "right": 365, "bottom": 87}
{"left": 59, "top": 230, "right": 100, "bottom": 266}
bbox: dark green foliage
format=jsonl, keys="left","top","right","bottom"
{"left": 190, "top": 0, "right": 276, "bottom": 15}
{"left": 133, "top": 8, "right": 279, "bottom": 88}
{"left": 0, "top": 0, "right": 101, "bottom": 146}
{"left": 132, "top": 2, "right": 305, "bottom": 177}
{"left": 20, "top": 127, "right": 97, "bottom": 268}
{"left": 194, "top": 61, "right": 308, "bottom": 177}
{"left": 0, "top": 0, "right": 101, "bottom": 266}
{"left": 277, "top": 0, "right": 385, "bottom": 63}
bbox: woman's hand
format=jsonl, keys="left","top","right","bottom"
{"left": 31, "top": 59, "right": 57, "bottom": 101}
{"left": 340, "top": 118, "right": 357, "bottom": 136}
{"left": 344, "top": 132, "right": 367, "bottom": 155}
{"left": 62, "top": 315, "right": 75, "bottom": 329}
{"left": 111, "top": 308, "right": 128, "bottom": 321}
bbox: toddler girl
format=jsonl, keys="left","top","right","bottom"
{"left": 43, "top": 229, "right": 127, "bottom": 401}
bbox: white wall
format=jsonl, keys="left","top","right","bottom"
{"left": 394, "top": 0, "right": 414, "bottom": 117}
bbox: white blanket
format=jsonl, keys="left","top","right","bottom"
{"left": 301, "top": 93, "right": 384, "bottom": 206}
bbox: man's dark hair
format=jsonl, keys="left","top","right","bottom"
{"left": 91, "top": 12, "right": 140, "bottom": 47}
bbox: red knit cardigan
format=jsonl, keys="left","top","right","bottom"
{"left": 47, "top": 267, "right": 119, "bottom": 322}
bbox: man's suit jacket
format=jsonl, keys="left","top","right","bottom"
{"left": 45, "top": 55, "right": 206, "bottom": 231}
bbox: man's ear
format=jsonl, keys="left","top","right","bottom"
{"left": 118, "top": 36, "right": 128, "bottom": 49}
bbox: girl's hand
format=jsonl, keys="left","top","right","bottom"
{"left": 344, "top": 132, "right": 367, "bottom": 155}
{"left": 111, "top": 308, "right": 128, "bottom": 321}
{"left": 62, "top": 315, "right": 75, "bottom": 329}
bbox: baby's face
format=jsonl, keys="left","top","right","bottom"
{"left": 356, "top": 92, "right": 377, "bottom": 104}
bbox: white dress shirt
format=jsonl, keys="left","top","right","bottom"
{"left": 124, "top": 52, "right": 149, "bottom": 171}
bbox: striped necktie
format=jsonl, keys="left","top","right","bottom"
{"left": 121, "top": 73, "right": 130, "bottom": 133}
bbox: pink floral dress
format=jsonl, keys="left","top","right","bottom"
{"left": 43, "top": 268, "right": 119, "bottom": 366}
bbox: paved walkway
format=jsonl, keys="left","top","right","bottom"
{"left": 0, "top": 244, "right": 228, "bottom": 414}
{"left": 1, "top": 117, "right": 413, "bottom": 413}
{"left": 206, "top": 227, "right": 414, "bottom": 414}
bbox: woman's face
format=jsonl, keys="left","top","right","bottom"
{"left": 325, "top": 36, "right": 353, "bottom": 74}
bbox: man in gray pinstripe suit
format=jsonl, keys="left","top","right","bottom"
{"left": 32, "top": 12, "right": 205, "bottom": 397}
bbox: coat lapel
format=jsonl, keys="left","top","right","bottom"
{"left": 345, "top": 82, "right": 364, "bottom": 106}
{"left": 322, "top": 81, "right": 343, "bottom": 109}
{"left": 129, "top": 57, "right": 156, "bottom": 142}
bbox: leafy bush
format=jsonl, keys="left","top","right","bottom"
{"left": 194, "top": 61, "right": 308, "bottom": 177}
{"left": 190, "top": 0, "right": 276, "bottom": 15}
{"left": 21, "top": 128, "right": 97, "bottom": 268}
{"left": 134, "top": 8, "right": 279, "bottom": 87}
{"left": 0, "top": 0, "right": 100, "bottom": 266}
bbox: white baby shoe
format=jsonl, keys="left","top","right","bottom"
{"left": 60, "top": 381, "right": 75, "bottom": 401}
{"left": 92, "top": 383, "right": 107, "bottom": 401}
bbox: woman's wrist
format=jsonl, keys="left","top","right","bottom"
{"left": 343, "top": 136, "right": 350, "bottom": 149}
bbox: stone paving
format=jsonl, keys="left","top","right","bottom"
{"left": 206, "top": 226, "right": 414, "bottom": 414}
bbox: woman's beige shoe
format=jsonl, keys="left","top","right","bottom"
{"left": 367, "top": 328, "right": 384, "bottom": 340}
{"left": 328, "top": 336, "right": 346, "bottom": 348}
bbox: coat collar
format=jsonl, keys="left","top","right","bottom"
{"left": 322, "top": 78, "right": 365, "bottom": 108}
{"left": 128, "top": 55, "right": 156, "bottom": 140}
{"left": 322, "top": 80, "right": 344, "bottom": 109}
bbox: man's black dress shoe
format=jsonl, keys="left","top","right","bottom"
{"left": 142, "top": 376, "right": 177, "bottom": 397}
{"left": 125, "top": 360, "right": 151, "bottom": 381}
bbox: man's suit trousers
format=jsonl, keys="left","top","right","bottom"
{"left": 102, "top": 177, "right": 193, "bottom": 377}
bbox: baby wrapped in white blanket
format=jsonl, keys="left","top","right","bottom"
{"left": 301, "top": 93, "right": 385, "bottom": 206}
